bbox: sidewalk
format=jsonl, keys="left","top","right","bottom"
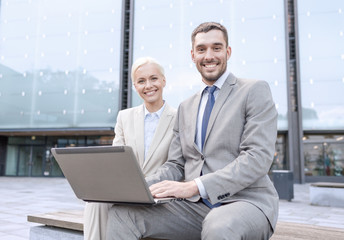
{"left": 1, "top": 177, "right": 344, "bottom": 240}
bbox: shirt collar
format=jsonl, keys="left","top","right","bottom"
{"left": 144, "top": 101, "right": 165, "bottom": 118}
{"left": 199, "top": 68, "right": 231, "bottom": 93}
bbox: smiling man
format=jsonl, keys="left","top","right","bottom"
{"left": 191, "top": 27, "right": 231, "bottom": 84}
{"left": 106, "top": 22, "right": 279, "bottom": 240}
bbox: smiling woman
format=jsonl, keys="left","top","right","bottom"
{"left": 132, "top": 58, "right": 166, "bottom": 113}
{"left": 83, "top": 57, "right": 177, "bottom": 240}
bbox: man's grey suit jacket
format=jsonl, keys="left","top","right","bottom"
{"left": 146, "top": 73, "right": 279, "bottom": 230}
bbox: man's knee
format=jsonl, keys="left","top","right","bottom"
{"left": 201, "top": 204, "right": 271, "bottom": 240}
{"left": 201, "top": 208, "right": 235, "bottom": 238}
{"left": 202, "top": 214, "right": 252, "bottom": 240}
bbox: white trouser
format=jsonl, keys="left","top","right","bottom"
{"left": 84, "top": 202, "right": 112, "bottom": 240}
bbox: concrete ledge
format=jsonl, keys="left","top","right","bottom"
{"left": 310, "top": 182, "right": 344, "bottom": 208}
{"left": 28, "top": 210, "right": 83, "bottom": 231}
{"left": 30, "top": 226, "right": 83, "bottom": 240}
{"left": 271, "top": 221, "right": 344, "bottom": 240}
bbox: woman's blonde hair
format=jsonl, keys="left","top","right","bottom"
{"left": 131, "top": 57, "right": 165, "bottom": 82}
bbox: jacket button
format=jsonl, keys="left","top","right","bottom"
{"left": 201, "top": 155, "right": 205, "bottom": 160}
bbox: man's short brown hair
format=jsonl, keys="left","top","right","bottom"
{"left": 191, "top": 22, "right": 229, "bottom": 48}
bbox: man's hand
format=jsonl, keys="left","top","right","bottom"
{"left": 149, "top": 180, "right": 199, "bottom": 199}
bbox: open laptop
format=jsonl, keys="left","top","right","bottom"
{"left": 51, "top": 145, "right": 179, "bottom": 205}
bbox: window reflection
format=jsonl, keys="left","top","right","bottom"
{"left": 5, "top": 135, "right": 113, "bottom": 177}
{"left": 0, "top": 0, "right": 122, "bottom": 128}
{"left": 304, "top": 135, "right": 344, "bottom": 176}
{"left": 132, "top": 0, "right": 288, "bottom": 130}
{"left": 271, "top": 135, "right": 287, "bottom": 171}
{"left": 298, "top": 0, "right": 344, "bottom": 130}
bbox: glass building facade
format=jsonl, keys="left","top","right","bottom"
{"left": 0, "top": 0, "right": 343, "bottom": 182}
{"left": 0, "top": 0, "right": 122, "bottom": 128}
{"left": 132, "top": 0, "right": 288, "bottom": 130}
{"left": 298, "top": 0, "right": 344, "bottom": 180}
{"left": 298, "top": 0, "right": 344, "bottom": 131}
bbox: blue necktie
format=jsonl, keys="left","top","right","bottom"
{"left": 201, "top": 86, "right": 221, "bottom": 208}
{"left": 201, "top": 86, "right": 217, "bottom": 148}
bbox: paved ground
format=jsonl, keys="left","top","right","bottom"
{"left": 1, "top": 177, "right": 344, "bottom": 240}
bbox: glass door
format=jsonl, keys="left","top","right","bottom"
{"left": 31, "top": 146, "right": 45, "bottom": 176}
{"left": 17, "top": 145, "right": 45, "bottom": 176}
{"left": 17, "top": 146, "right": 31, "bottom": 176}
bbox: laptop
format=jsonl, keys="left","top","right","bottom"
{"left": 51, "top": 145, "right": 180, "bottom": 205}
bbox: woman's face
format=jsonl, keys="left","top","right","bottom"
{"left": 133, "top": 63, "right": 166, "bottom": 106}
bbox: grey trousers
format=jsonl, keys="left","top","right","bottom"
{"left": 106, "top": 200, "right": 273, "bottom": 240}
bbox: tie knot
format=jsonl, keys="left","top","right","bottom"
{"left": 207, "top": 85, "right": 217, "bottom": 95}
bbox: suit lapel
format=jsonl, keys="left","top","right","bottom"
{"left": 205, "top": 73, "right": 237, "bottom": 145}
{"left": 192, "top": 93, "right": 202, "bottom": 152}
{"left": 143, "top": 105, "right": 174, "bottom": 168}
{"left": 134, "top": 105, "right": 145, "bottom": 168}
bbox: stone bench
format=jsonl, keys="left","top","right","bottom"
{"left": 28, "top": 211, "right": 83, "bottom": 240}
{"left": 271, "top": 221, "right": 344, "bottom": 240}
{"left": 28, "top": 210, "right": 344, "bottom": 240}
{"left": 310, "top": 182, "right": 344, "bottom": 208}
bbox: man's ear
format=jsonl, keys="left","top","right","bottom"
{"left": 227, "top": 46, "right": 232, "bottom": 60}
{"left": 191, "top": 49, "right": 195, "bottom": 62}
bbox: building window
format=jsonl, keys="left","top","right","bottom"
{"left": 131, "top": 0, "right": 288, "bottom": 130}
{"left": 298, "top": 0, "right": 344, "bottom": 130}
{"left": 271, "top": 134, "right": 287, "bottom": 171}
{"left": 0, "top": 0, "right": 122, "bottom": 129}
{"left": 5, "top": 135, "right": 113, "bottom": 177}
{"left": 303, "top": 135, "right": 344, "bottom": 177}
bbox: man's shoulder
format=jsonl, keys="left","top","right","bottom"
{"left": 232, "top": 76, "right": 269, "bottom": 89}
{"left": 231, "top": 77, "right": 273, "bottom": 101}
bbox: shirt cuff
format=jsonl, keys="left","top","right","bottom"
{"left": 194, "top": 177, "right": 209, "bottom": 199}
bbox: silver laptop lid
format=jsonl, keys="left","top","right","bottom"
{"left": 51, "top": 146, "right": 156, "bottom": 205}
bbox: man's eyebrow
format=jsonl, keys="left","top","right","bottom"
{"left": 195, "top": 44, "right": 205, "bottom": 48}
{"left": 195, "top": 42, "right": 224, "bottom": 48}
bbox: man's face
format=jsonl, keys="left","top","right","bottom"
{"left": 191, "top": 30, "right": 231, "bottom": 85}
{"left": 133, "top": 63, "right": 166, "bottom": 106}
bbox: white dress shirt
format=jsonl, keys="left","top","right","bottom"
{"left": 144, "top": 102, "right": 165, "bottom": 160}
